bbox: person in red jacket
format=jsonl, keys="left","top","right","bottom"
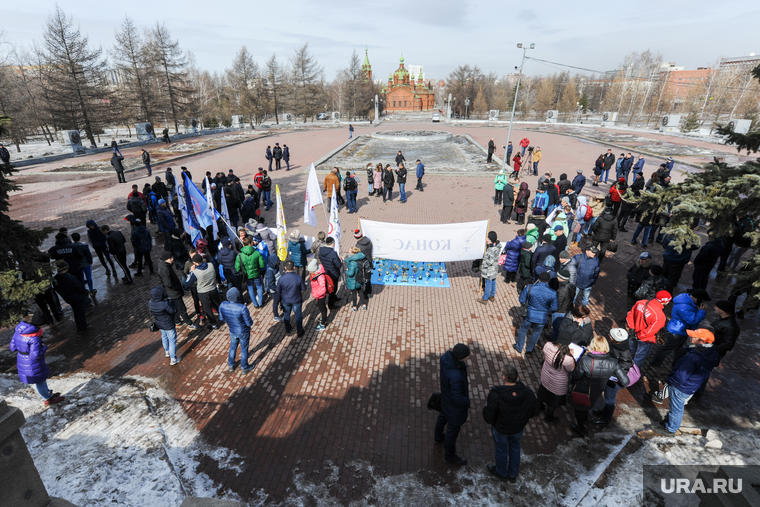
{"left": 511, "top": 153, "right": 522, "bottom": 178}
{"left": 626, "top": 290, "right": 672, "bottom": 367}
{"left": 608, "top": 178, "right": 626, "bottom": 216}
{"left": 307, "top": 259, "right": 329, "bottom": 331}
{"left": 519, "top": 136, "right": 530, "bottom": 157}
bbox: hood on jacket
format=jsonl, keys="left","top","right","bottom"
{"left": 226, "top": 287, "right": 243, "bottom": 304}
{"left": 577, "top": 196, "right": 587, "bottom": 208}
{"left": 347, "top": 252, "right": 366, "bottom": 261}
{"left": 519, "top": 182, "right": 528, "bottom": 190}
{"left": 150, "top": 287, "right": 167, "bottom": 301}
{"left": 492, "top": 383, "right": 531, "bottom": 406}
{"left": 15, "top": 321, "right": 40, "bottom": 336}
{"left": 86, "top": 219, "right": 99, "bottom": 230}
{"left": 441, "top": 350, "right": 465, "bottom": 371}
{"left": 543, "top": 255, "right": 556, "bottom": 268}
{"left": 240, "top": 245, "right": 255, "bottom": 255}
{"left": 555, "top": 212, "right": 567, "bottom": 220}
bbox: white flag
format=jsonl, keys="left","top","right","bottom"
{"left": 204, "top": 176, "right": 218, "bottom": 240}
{"left": 304, "top": 163, "right": 323, "bottom": 227}
{"left": 275, "top": 185, "right": 288, "bottom": 261}
{"left": 220, "top": 184, "right": 230, "bottom": 222}
{"left": 328, "top": 184, "right": 341, "bottom": 252}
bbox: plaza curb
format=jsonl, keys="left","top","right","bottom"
{"left": 311, "top": 135, "right": 364, "bottom": 172}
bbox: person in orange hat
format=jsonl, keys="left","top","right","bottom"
{"left": 650, "top": 328, "right": 720, "bottom": 436}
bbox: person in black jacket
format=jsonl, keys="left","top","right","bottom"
{"left": 501, "top": 180, "right": 515, "bottom": 224}
{"left": 556, "top": 303, "right": 593, "bottom": 346}
{"left": 157, "top": 251, "right": 196, "bottom": 329}
{"left": 217, "top": 237, "right": 242, "bottom": 292}
{"left": 48, "top": 232, "right": 83, "bottom": 282}
{"left": 319, "top": 238, "right": 343, "bottom": 308}
{"left": 141, "top": 149, "right": 152, "bottom": 176}
{"left": 111, "top": 153, "right": 126, "bottom": 183}
{"left": 570, "top": 336, "right": 629, "bottom": 437}
{"left": 382, "top": 164, "right": 395, "bottom": 202}
{"left": 691, "top": 232, "right": 725, "bottom": 290}
{"left": 148, "top": 286, "right": 180, "bottom": 365}
{"left": 592, "top": 328, "right": 633, "bottom": 426}
{"left": 272, "top": 143, "right": 283, "bottom": 170}
{"left": 53, "top": 262, "right": 90, "bottom": 332}
{"left": 395, "top": 150, "right": 405, "bottom": 167}
{"left": 591, "top": 208, "right": 618, "bottom": 261}
{"left": 102, "top": 225, "right": 133, "bottom": 284}
{"left": 483, "top": 363, "right": 540, "bottom": 482}
{"left": 434, "top": 344, "right": 471, "bottom": 466}
{"left": 626, "top": 252, "right": 653, "bottom": 308}
{"left": 86, "top": 220, "right": 117, "bottom": 277}
{"left": 395, "top": 163, "right": 408, "bottom": 203}
{"left": 691, "top": 300, "right": 740, "bottom": 394}
{"left": 551, "top": 269, "right": 576, "bottom": 341}
{"left": 127, "top": 192, "right": 148, "bottom": 224}
{"left": 131, "top": 221, "right": 154, "bottom": 276}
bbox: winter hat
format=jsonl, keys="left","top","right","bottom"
{"left": 543, "top": 233, "right": 553, "bottom": 242}
{"left": 690, "top": 288, "right": 711, "bottom": 302}
{"left": 57, "top": 261, "right": 69, "bottom": 271}
{"left": 521, "top": 241, "right": 533, "bottom": 249}
{"left": 191, "top": 254, "right": 203, "bottom": 263}
{"left": 526, "top": 224, "right": 537, "bottom": 231}
{"left": 539, "top": 271, "right": 551, "bottom": 282}
{"left": 559, "top": 251, "right": 571, "bottom": 260}
{"left": 160, "top": 251, "right": 173, "bottom": 261}
{"left": 610, "top": 328, "right": 628, "bottom": 342}
{"left": 253, "top": 234, "right": 263, "bottom": 242}
{"left": 221, "top": 237, "right": 231, "bottom": 248}
{"left": 639, "top": 252, "right": 652, "bottom": 260}
{"left": 655, "top": 291, "right": 672, "bottom": 305}
{"left": 452, "top": 343, "right": 470, "bottom": 360}
{"left": 554, "top": 225, "right": 563, "bottom": 231}
{"left": 557, "top": 268, "right": 570, "bottom": 280}
{"left": 307, "top": 258, "right": 319, "bottom": 273}
{"left": 576, "top": 169, "right": 583, "bottom": 174}
{"left": 244, "top": 193, "right": 251, "bottom": 199}
{"left": 354, "top": 229, "right": 363, "bottom": 239}
{"left": 488, "top": 231, "right": 498, "bottom": 243}
{"left": 289, "top": 229, "right": 301, "bottom": 240}
{"left": 619, "top": 177, "right": 625, "bottom": 182}
{"left": 158, "top": 199, "right": 166, "bottom": 205}
{"left": 715, "top": 300, "right": 735, "bottom": 314}
{"left": 499, "top": 169, "right": 504, "bottom": 175}
{"left": 686, "top": 328, "right": 714, "bottom": 343}
{"left": 650, "top": 265, "right": 663, "bottom": 275}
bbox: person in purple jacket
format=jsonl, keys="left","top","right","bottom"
{"left": 9, "top": 321, "right": 65, "bottom": 406}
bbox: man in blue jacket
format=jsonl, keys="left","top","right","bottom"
{"left": 572, "top": 245, "right": 601, "bottom": 306}
{"left": 650, "top": 288, "right": 709, "bottom": 368}
{"left": 415, "top": 159, "right": 425, "bottom": 191}
{"left": 219, "top": 287, "right": 254, "bottom": 373}
{"left": 572, "top": 169, "right": 586, "bottom": 195}
{"left": 631, "top": 154, "right": 645, "bottom": 184}
{"left": 434, "top": 343, "right": 471, "bottom": 466}
{"left": 274, "top": 261, "right": 307, "bottom": 336}
{"left": 651, "top": 328, "right": 719, "bottom": 436}
{"left": 515, "top": 272, "right": 558, "bottom": 354}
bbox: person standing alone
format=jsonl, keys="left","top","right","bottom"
{"left": 219, "top": 287, "right": 254, "bottom": 374}
{"left": 487, "top": 138, "right": 496, "bottom": 163}
{"left": 415, "top": 159, "right": 425, "bottom": 192}
{"left": 434, "top": 343, "right": 471, "bottom": 466}
{"left": 478, "top": 231, "right": 501, "bottom": 304}
{"left": 141, "top": 149, "right": 152, "bottom": 176}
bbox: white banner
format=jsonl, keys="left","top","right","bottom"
{"left": 360, "top": 219, "right": 489, "bottom": 262}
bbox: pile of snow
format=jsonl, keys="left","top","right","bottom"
{"left": 158, "top": 142, "right": 211, "bottom": 153}
{"left": 0, "top": 373, "right": 244, "bottom": 507}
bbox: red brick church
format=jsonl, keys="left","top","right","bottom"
{"left": 383, "top": 54, "right": 436, "bottom": 112}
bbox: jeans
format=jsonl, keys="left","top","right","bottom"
{"left": 583, "top": 217, "right": 597, "bottom": 234}
{"left": 521, "top": 146, "right": 526, "bottom": 156}
{"left": 368, "top": 183, "right": 373, "bottom": 193}
{"left": 81, "top": 265, "right": 94, "bottom": 292}
{"left": 383, "top": 187, "right": 392, "bottom": 201}
{"left": 665, "top": 385, "right": 693, "bottom": 433}
{"left": 266, "top": 266, "right": 277, "bottom": 293}
{"left": 574, "top": 286, "right": 592, "bottom": 306}
{"left": 285, "top": 158, "right": 290, "bottom": 170}
{"left": 399, "top": 183, "right": 406, "bottom": 202}
{"left": 600, "top": 384, "right": 622, "bottom": 421}
{"left": 247, "top": 277, "right": 264, "bottom": 307}
{"left": 550, "top": 312, "right": 566, "bottom": 341}
{"left": 93, "top": 246, "right": 116, "bottom": 273}
{"left": 575, "top": 219, "right": 586, "bottom": 243}
{"left": 515, "top": 319, "right": 545, "bottom": 353}
{"left": 492, "top": 427, "right": 523, "bottom": 479}
{"left": 434, "top": 414, "right": 462, "bottom": 459}
{"left": 533, "top": 161, "right": 539, "bottom": 175}
{"left": 602, "top": 168, "right": 610, "bottom": 183}
{"left": 228, "top": 331, "right": 250, "bottom": 369}
{"left": 35, "top": 380, "right": 52, "bottom": 400}
{"left": 650, "top": 332, "right": 687, "bottom": 367}
{"left": 160, "top": 328, "right": 177, "bottom": 361}
{"left": 282, "top": 301, "right": 304, "bottom": 334}
{"left": 483, "top": 278, "right": 496, "bottom": 301}
{"left": 632, "top": 223, "right": 651, "bottom": 245}
{"left": 346, "top": 190, "right": 357, "bottom": 212}
{"left": 262, "top": 191, "right": 272, "bottom": 210}
{"left": 629, "top": 338, "right": 654, "bottom": 367}
{"left": 145, "top": 163, "right": 152, "bottom": 176}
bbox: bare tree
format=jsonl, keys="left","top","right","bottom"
{"left": 288, "top": 43, "right": 325, "bottom": 122}
{"left": 148, "top": 22, "right": 193, "bottom": 133}
{"left": 558, "top": 78, "right": 579, "bottom": 120}
{"left": 265, "top": 53, "right": 285, "bottom": 123}
{"left": 37, "top": 5, "right": 110, "bottom": 146}
{"left": 226, "top": 46, "right": 262, "bottom": 125}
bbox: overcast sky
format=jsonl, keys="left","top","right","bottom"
{"left": 2, "top": 0, "right": 758, "bottom": 80}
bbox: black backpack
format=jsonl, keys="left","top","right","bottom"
{"left": 344, "top": 177, "right": 357, "bottom": 192}
{"left": 355, "top": 258, "right": 372, "bottom": 284}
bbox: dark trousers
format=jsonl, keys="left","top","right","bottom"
{"left": 275, "top": 158, "right": 281, "bottom": 170}
{"left": 114, "top": 251, "right": 132, "bottom": 281}
{"left": 135, "top": 251, "right": 154, "bottom": 274}
{"left": 611, "top": 201, "right": 621, "bottom": 216}
{"left": 328, "top": 277, "right": 341, "bottom": 308}
{"left": 190, "top": 286, "right": 201, "bottom": 315}
{"left": 650, "top": 331, "right": 687, "bottom": 367}
{"left": 517, "top": 213, "right": 525, "bottom": 225}
{"left": 501, "top": 206, "right": 513, "bottom": 223}
{"left": 267, "top": 158, "right": 272, "bottom": 171}
{"left": 593, "top": 240, "right": 610, "bottom": 260}
{"left": 507, "top": 153, "right": 512, "bottom": 165}
{"left": 224, "top": 268, "right": 243, "bottom": 293}
{"left": 171, "top": 297, "right": 192, "bottom": 325}
{"left": 364, "top": 280, "right": 373, "bottom": 299}
{"left": 93, "top": 246, "right": 117, "bottom": 273}
{"left": 504, "top": 271, "right": 517, "bottom": 283}
{"left": 516, "top": 274, "right": 531, "bottom": 294}
{"left": 71, "top": 301, "right": 88, "bottom": 331}
{"left": 198, "top": 290, "right": 220, "bottom": 323}
{"left": 691, "top": 265, "right": 714, "bottom": 290}
{"left": 575, "top": 409, "right": 589, "bottom": 429}
{"left": 494, "top": 189, "right": 503, "bottom": 205}
{"left": 487, "top": 152, "right": 493, "bottom": 163}
{"left": 662, "top": 260, "right": 686, "bottom": 288}
{"left": 316, "top": 297, "right": 328, "bottom": 324}
{"left": 116, "top": 171, "right": 126, "bottom": 183}
{"left": 350, "top": 288, "right": 366, "bottom": 308}
{"left": 35, "top": 288, "right": 63, "bottom": 324}
{"left": 383, "top": 187, "right": 392, "bottom": 201}
{"left": 434, "top": 414, "right": 462, "bottom": 459}
{"left": 416, "top": 177, "right": 423, "bottom": 191}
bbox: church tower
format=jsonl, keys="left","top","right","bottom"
{"left": 362, "top": 47, "right": 372, "bottom": 81}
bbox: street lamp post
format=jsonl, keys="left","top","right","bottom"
{"left": 501, "top": 43, "right": 535, "bottom": 173}
{"left": 465, "top": 97, "right": 470, "bottom": 119}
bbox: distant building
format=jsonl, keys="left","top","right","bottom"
{"left": 384, "top": 54, "right": 436, "bottom": 112}
{"left": 660, "top": 67, "right": 714, "bottom": 101}
{"left": 362, "top": 47, "right": 372, "bottom": 81}
{"left": 719, "top": 54, "right": 760, "bottom": 71}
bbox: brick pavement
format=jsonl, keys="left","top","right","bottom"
{"left": 2, "top": 123, "right": 758, "bottom": 502}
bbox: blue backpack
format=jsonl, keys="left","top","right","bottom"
{"left": 534, "top": 192, "right": 549, "bottom": 211}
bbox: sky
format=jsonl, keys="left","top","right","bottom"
{"left": 1, "top": 0, "right": 758, "bottom": 81}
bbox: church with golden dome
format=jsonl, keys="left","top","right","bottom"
{"left": 383, "top": 54, "right": 436, "bottom": 112}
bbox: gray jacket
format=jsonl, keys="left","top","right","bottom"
{"left": 481, "top": 244, "right": 501, "bottom": 280}
{"left": 193, "top": 264, "right": 217, "bottom": 294}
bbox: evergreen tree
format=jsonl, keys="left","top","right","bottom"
{"left": 148, "top": 23, "right": 193, "bottom": 133}
{"left": 472, "top": 86, "right": 488, "bottom": 119}
{"left": 112, "top": 16, "right": 159, "bottom": 126}
{"left": 265, "top": 53, "right": 284, "bottom": 124}
{"left": 0, "top": 160, "right": 54, "bottom": 327}
{"left": 716, "top": 65, "right": 760, "bottom": 154}
{"left": 288, "top": 43, "right": 325, "bottom": 122}
{"left": 681, "top": 110, "right": 700, "bottom": 133}
{"left": 226, "top": 46, "right": 261, "bottom": 125}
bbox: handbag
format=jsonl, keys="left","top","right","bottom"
{"left": 498, "top": 253, "right": 507, "bottom": 266}
{"left": 607, "top": 241, "right": 618, "bottom": 253}
{"left": 149, "top": 321, "right": 158, "bottom": 332}
{"left": 627, "top": 364, "right": 642, "bottom": 385}
{"left": 573, "top": 221, "right": 581, "bottom": 234}
{"left": 570, "top": 357, "right": 594, "bottom": 407}
{"left": 427, "top": 392, "right": 442, "bottom": 412}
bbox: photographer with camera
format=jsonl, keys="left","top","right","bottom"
{"left": 649, "top": 288, "right": 710, "bottom": 369}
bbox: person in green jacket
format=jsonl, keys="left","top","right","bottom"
{"left": 549, "top": 211, "right": 569, "bottom": 240}
{"left": 494, "top": 170, "right": 508, "bottom": 206}
{"left": 516, "top": 241, "right": 534, "bottom": 295}
{"left": 345, "top": 246, "right": 367, "bottom": 311}
{"left": 235, "top": 237, "right": 266, "bottom": 308}
{"left": 526, "top": 223, "right": 540, "bottom": 246}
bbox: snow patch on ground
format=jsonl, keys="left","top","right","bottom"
{"left": 0, "top": 373, "right": 244, "bottom": 507}
{"left": 158, "top": 142, "right": 212, "bottom": 153}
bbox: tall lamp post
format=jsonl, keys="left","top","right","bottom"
{"left": 500, "top": 43, "right": 535, "bottom": 173}
{"left": 465, "top": 97, "right": 470, "bottom": 119}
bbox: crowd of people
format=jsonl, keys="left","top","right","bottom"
{"left": 8, "top": 138, "right": 749, "bottom": 488}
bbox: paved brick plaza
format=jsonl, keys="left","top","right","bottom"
{"left": 3, "top": 122, "right": 758, "bottom": 502}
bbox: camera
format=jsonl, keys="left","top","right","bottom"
{"left": 527, "top": 146, "right": 534, "bottom": 153}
